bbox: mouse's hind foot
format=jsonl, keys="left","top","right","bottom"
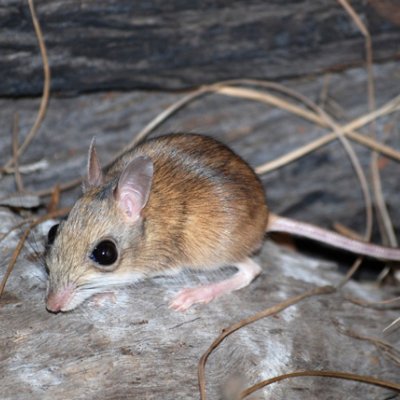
{"left": 169, "top": 257, "right": 261, "bottom": 312}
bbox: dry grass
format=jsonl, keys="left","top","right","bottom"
{"left": 1, "top": 0, "right": 50, "bottom": 172}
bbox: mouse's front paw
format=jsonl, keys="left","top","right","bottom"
{"left": 169, "top": 286, "right": 216, "bottom": 312}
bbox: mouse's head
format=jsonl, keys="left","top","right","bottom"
{"left": 45, "top": 140, "right": 153, "bottom": 313}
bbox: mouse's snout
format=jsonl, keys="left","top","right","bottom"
{"left": 46, "top": 285, "right": 75, "bottom": 313}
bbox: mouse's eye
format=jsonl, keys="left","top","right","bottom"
{"left": 47, "top": 224, "right": 59, "bottom": 245}
{"left": 90, "top": 240, "right": 118, "bottom": 268}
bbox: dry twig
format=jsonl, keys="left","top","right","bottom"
{"left": 384, "top": 317, "right": 400, "bottom": 333}
{"left": 12, "top": 113, "right": 24, "bottom": 193}
{"left": 240, "top": 370, "right": 400, "bottom": 398}
{"left": 2, "top": 0, "right": 50, "bottom": 171}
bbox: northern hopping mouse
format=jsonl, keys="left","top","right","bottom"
{"left": 45, "top": 133, "right": 400, "bottom": 312}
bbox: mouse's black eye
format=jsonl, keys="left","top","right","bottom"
{"left": 47, "top": 224, "right": 59, "bottom": 245}
{"left": 90, "top": 240, "right": 118, "bottom": 267}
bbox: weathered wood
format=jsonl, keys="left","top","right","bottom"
{"left": 0, "top": 207, "right": 399, "bottom": 400}
{"left": 1, "top": 0, "right": 400, "bottom": 96}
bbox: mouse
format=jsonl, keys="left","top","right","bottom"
{"left": 44, "top": 133, "right": 400, "bottom": 313}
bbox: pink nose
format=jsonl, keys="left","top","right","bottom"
{"left": 46, "top": 292, "right": 62, "bottom": 313}
{"left": 46, "top": 287, "right": 73, "bottom": 313}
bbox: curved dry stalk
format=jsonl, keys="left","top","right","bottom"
{"left": 3, "top": 0, "right": 50, "bottom": 171}
{"left": 198, "top": 285, "right": 335, "bottom": 400}
{"left": 0, "top": 207, "right": 70, "bottom": 298}
{"left": 337, "top": 258, "right": 364, "bottom": 289}
{"left": 239, "top": 370, "right": 400, "bottom": 398}
{"left": 12, "top": 113, "right": 24, "bottom": 192}
{"left": 345, "top": 94, "right": 400, "bottom": 131}
{"left": 384, "top": 317, "right": 400, "bottom": 333}
{"left": 255, "top": 131, "right": 338, "bottom": 174}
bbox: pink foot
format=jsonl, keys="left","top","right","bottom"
{"left": 170, "top": 286, "right": 219, "bottom": 312}
{"left": 169, "top": 258, "right": 261, "bottom": 312}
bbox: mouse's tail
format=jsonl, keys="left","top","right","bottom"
{"left": 266, "top": 213, "right": 400, "bottom": 262}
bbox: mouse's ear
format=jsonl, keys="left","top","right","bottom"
{"left": 115, "top": 156, "right": 153, "bottom": 222}
{"left": 84, "top": 137, "right": 104, "bottom": 191}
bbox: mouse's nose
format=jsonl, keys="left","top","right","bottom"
{"left": 46, "top": 304, "right": 61, "bottom": 314}
{"left": 46, "top": 292, "right": 62, "bottom": 313}
{"left": 46, "top": 287, "right": 72, "bottom": 313}
{"left": 46, "top": 305, "right": 61, "bottom": 314}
